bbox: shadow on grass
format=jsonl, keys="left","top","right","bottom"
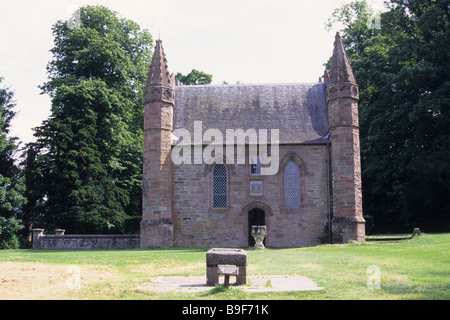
{"left": 200, "top": 285, "right": 247, "bottom": 298}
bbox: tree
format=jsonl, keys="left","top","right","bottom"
{"left": 29, "top": 6, "right": 152, "bottom": 234}
{"left": 327, "top": 0, "right": 450, "bottom": 232}
{"left": 326, "top": 0, "right": 379, "bottom": 56}
{"left": 20, "top": 146, "right": 42, "bottom": 244}
{"left": 0, "top": 78, "right": 25, "bottom": 248}
{"left": 176, "top": 69, "right": 212, "bottom": 85}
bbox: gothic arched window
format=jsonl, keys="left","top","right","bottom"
{"left": 213, "top": 164, "right": 228, "bottom": 208}
{"left": 284, "top": 160, "right": 300, "bottom": 208}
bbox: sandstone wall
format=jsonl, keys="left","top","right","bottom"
{"left": 172, "top": 144, "right": 330, "bottom": 248}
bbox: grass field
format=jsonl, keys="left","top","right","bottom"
{"left": 0, "top": 233, "right": 449, "bottom": 300}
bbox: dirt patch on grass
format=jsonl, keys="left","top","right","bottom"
{"left": 0, "top": 262, "right": 116, "bottom": 300}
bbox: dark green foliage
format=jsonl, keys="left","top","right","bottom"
{"left": 0, "top": 78, "right": 26, "bottom": 248}
{"left": 20, "top": 146, "right": 42, "bottom": 243}
{"left": 176, "top": 69, "right": 212, "bottom": 85}
{"left": 28, "top": 6, "right": 152, "bottom": 234}
{"left": 328, "top": 0, "right": 450, "bottom": 232}
{"left": 0, "top": 216, "right": 22, "bottom": 249}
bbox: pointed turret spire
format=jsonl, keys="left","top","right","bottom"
{"left": 328, "top": 32, "right": 356, "bottom": 84}
{"left": 146, "top": 39, "right": 173, "bottom": 88}
{"left": 143, "top": 39, "right": 174, "bottom": 105}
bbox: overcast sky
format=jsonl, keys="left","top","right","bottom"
{"left": 0, "top": 0, "right": 387, "bottom": 145}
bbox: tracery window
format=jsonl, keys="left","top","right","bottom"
{"left": 284, "top": 160, "right": 300, "bottom": 208}
{"left": 213, "top": 164, "right": 228, "bottom": 208}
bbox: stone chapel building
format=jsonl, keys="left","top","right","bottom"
{"left": 140, "top": 33, "right": 365, "bottom": 248}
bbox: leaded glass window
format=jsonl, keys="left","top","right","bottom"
{"left": 213, "top": 164, "right": 227, "bottom": 208}
{"left": 284, "top": 161, "right": 300, "bottom": 208}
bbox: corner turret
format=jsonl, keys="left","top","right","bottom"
{"left": 326, "top": 33, "right": 365, "bottom": 243}
{"left": 141, "top": 39, "right": 175, "bottom": 247}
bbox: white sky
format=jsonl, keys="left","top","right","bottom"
{"left": 0, "top": 0, "right": 388, "bottom": 145}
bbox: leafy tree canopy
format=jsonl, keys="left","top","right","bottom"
{"left": 328, "top": 0, "right": 450, "bottom": 232}
{"left": 0, "top": 78, "right": 25, "bottom": 248}
{"left": 176, "top": 69, "right": 212, "bottom": 85}
{"left": 28, "top": 6, "right": 153, "bottom": 234}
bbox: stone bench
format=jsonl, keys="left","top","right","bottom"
{"left": 217, "top": 265, "right": 239, "bottom": 288}
{"left": 206, "top": 248, "right": 247, "bottom": 286}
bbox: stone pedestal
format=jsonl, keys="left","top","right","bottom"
{"left": 251, "top": 225, "right": 267, "bottom": 249}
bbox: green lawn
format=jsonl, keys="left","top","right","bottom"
{"left": 0, "top": 233, "right": 449, "bottom": 300}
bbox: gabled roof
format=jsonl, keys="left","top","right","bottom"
{"left": 173, "top": 82, "right": 329, "bottom": 145}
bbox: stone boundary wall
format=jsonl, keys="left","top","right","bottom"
{"left": 32, "top": 229, "right": 140, "bottom": 249}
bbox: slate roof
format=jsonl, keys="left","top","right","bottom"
{"left": 173, "top": 82, "right": 329, "bottom": 145}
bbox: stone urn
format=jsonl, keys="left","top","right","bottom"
{"left": 251, "top": 225, "right": 267, "bottom": 249}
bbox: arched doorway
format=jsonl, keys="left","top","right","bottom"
{"left": 248, "top": 208, "right": 265, "bottom": 247}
